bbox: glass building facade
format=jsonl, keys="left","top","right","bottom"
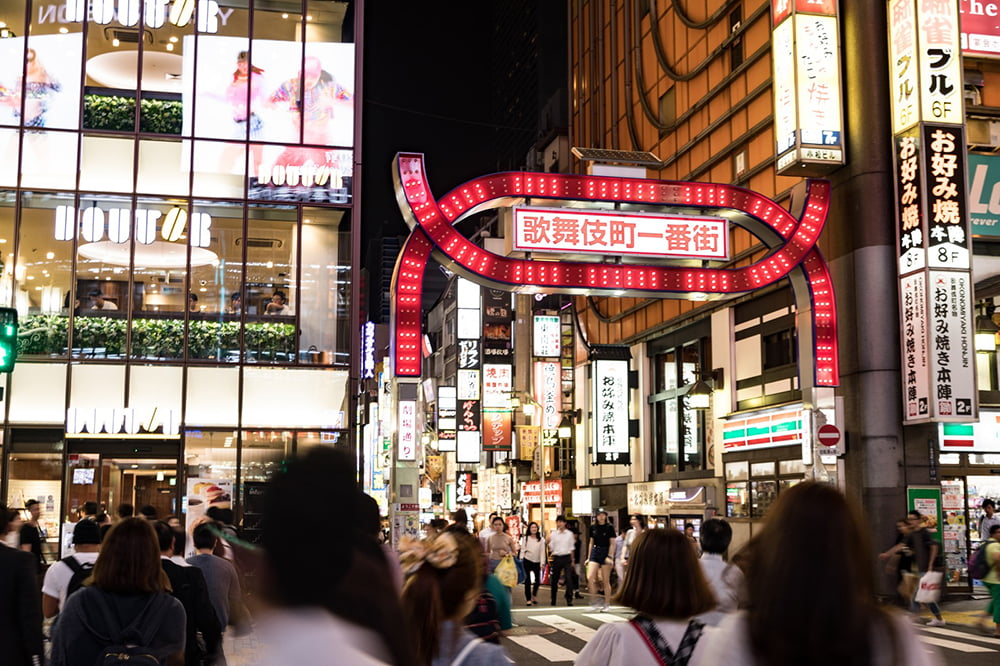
{"left": 0, "top": 0, "right": 360, "bottom": 553}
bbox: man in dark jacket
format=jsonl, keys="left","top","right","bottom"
{"left": 0, "top": 503, "right": 44, "bottom": 666}
{"left": 153, "top": 520, "right": 222, "bottom": 665}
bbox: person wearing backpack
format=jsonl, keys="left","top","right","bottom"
{"left": 977, "top": 523, "right": 1000, "bottom": 638}
{"left": 50, "top": 517, "right": 186, "bottom": 666}
{"left": 42, "top": 518, "right": 102, "bottom": 617}
{"left": 576, "top": 528, "right": 717, "bottom": 665}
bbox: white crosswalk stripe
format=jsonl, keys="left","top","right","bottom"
{"left": 529, "top": 614, "right": 599, "bottom": 641}
{"left": 918, "top": 626, "right": 1000, "bottom": 651}
{"left": 503, "top": 611, "right": 1000, "bottom": 663}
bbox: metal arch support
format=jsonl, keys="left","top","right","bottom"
{"left": 389, "top": 153, "right": 840, "bottom": 388}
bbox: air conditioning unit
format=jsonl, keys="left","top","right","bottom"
{"left": 150, "top": 275, "right": 184, "bottom": 285}
{"left": 235, "top": 238, "right": 283, "bottom": 249}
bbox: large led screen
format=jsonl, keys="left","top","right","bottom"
{"left": 0, "top": 34, "right": 83, "bottom": 129}
{"left": 182, "top": 35, "right": 354, "bottom": 157}
{"left": 182, "top": 36, "right": 354, "bottom": 203}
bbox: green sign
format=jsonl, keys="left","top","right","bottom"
{"left": 969, "top": 153, "right": 1000, "bottom": 237}
{"left": 906, "top": 486, "right": 943, "bottom": 545}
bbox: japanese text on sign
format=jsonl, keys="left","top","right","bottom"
{"left": 458, "top": 339, "right": 481, "bottom": 369}
{"left": 889, "top": 0, "right": 920, "bottom": 132}
{"left": 482, "top": 364, "right": 513, "bottom": 409}
{"left": 513, "top": 207, "right": 728, "bottom": 260}
{"left": 593, "top": 359, "right": 630, "bottom": 464}
{"left": 923, "top": 125, "right": 969, "bottom": 269}
{"left": 534, "top": 361, "right": 562, "bottom": 429}
{"left": 533, "top": 315, "right": 561, "bottom": 358}
{"left": 521, "top": 480, "right": 563, "bottom": 504}
{"left": 901, "top": 273, "right": 931, "bottom": 420}
{"left": 928, "top": 271, "right": 976, "bottom": 420}
{"left": 398, "top": 400, "right": 417, "bottom": 461}
{"left": 483, "top": 410, "right": 512, "bottom": 452}
{"left": 456, "top": 472, "right": 477, "bottom": 505}
{"left": 916, "top": 0, "right": 963, "bottom": 125}
{"left": 897, "top": 132, "right": 925, "bottom": 274}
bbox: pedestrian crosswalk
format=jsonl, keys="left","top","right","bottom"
{"left": 502, "top": 608, "right": 1000, "bottom": 664}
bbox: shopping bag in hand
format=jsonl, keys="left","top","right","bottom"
{"left": 495, "top": 554, "right": 519, "bottom": 588}
{"left": 540, "top": 563, "right": 550, "bottom": 586}
{"left": 914, "top": 571, "right": 943, "bottom": 604}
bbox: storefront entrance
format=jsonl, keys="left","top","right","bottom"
{"left": 64, "top": 448, "right": 180, "bottom": 522}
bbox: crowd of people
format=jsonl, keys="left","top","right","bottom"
{"left": 3, "top": 453, "right": 1000, "bottom": 665}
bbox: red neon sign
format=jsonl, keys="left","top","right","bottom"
{"left": 390, "top": 154, "right": 839, "bottom": 387}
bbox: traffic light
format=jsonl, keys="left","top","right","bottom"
{"left": 0, "top": 307, "right": 17, "bottom": 373}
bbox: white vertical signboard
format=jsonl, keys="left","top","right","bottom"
{"left": 927, "top": 271, "right": 976, "bottom": 419}
{"left": 533, "top": 315, "right": 561, "bottom": 357}
{"left": 592, "top": 359, "right": 630, "bottom": 464}
{"left": 398, "top": 400, "right": 417, "bottom": 461}
{"left": 770, "top": 0, "right": 845, "bottom": 175}
{"left": 889, "top": 0, "right": 977, "bottom": 424}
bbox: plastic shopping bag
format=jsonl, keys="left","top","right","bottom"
{"left": 513, "top": 557, "right": 526, "bottom": 585}
{"left": 541, "top": 563, "right": 550, "bottom": 586}
{"left": 495, "top": 554, "right": 518, "bottom": 588}
{"left": 914, "top": 571, "right": 943, "bottom": 604}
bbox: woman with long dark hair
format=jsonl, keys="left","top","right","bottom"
{"left": 521, "top": 521, "right": 546, "bottom": 606}
{"left": 576, "top": 528, "right": 717, "bottom": 665}
{"left": 49, "top": 518, "right": 185, "bottom": 666}
{"left": 701, "top": 482, "right": 942, "bottom": 666}
{"left": 400, "top": 532, "right": 511, "bottom": 666}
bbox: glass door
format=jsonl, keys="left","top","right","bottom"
{"left": 64, "top": 451, "right": 180, "bottom": 523}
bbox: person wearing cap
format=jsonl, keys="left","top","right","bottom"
{"left": 88, "top": 289, "right": 117, "bottom": 310}
{"left": 41, "top": 519, "right": 102, "bottom": 618}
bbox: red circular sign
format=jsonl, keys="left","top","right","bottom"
{"left": 817, "top": 423, "right": 841, "bottom": 447}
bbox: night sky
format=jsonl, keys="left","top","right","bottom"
{"left": 361, "top": 3, "right": 498, "bottom": 242}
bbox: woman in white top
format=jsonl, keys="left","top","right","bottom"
{"left": 699, "top": 482, "right": 943, "bottom": 666}
{"left": 576, "top": 528, "right": 718, "bottom": 666}
{"left": 620, "top": 514, "right": 646, "bottom": 583}
{"left": 521, "top": 521, "right": 547, "bottom": 606}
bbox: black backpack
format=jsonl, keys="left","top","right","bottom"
{"left": 90, "top": 591, "right": 172, "bottom": 666}
{"left": 64, "top": 556, "right": 95, "bottom": 599}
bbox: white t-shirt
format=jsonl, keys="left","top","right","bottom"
{"left": 252, "top": 607, "right": 390, "bottom": 666}
{"left": 549, "top": 528, "right": 576, "bottom": 556}
{"left": 576, "top": 617, "right": 717, "bottom": 666}
{"left": 42, "top": 551, "right": 100, "bottom": 610}
{"left": 698, "top": 611, "right": 943, "bottom": 666}
{"left": 697, "top": 553, "right": 743, "bottom": 624}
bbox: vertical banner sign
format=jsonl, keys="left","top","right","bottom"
{"left": 534, "top": 361, "right": 562, "bottom": 429}
{"left": 482, "top": 364, "right": 513, "bottom": 408}
{"left": 900, "top": 273, "right": 931, "bottom": 420}
{"left": 889, "top": 0, "right": 976, "bottom": 423}
{"left": 456, "top": 431, "right": 481, "bottom": 463}
{"left": 928, "top": 270, "right": 975, "bottom": 418}
{"left": 517, "top": 425, "right": 540, "bottom": 461}
{"left": 398, "top": 400, "right": 417, "bottom": 461}
{"left": 482, "top": 410, "right": 512, "bottom": 452}
{"left": 916, "top": 3, "right": 963, "bottom": 126}
{"left": 533, "top": 315, "right": 562, "bottom": 357}
{"left": 896, "top": 131, "right": 925, "bottom": 274}
{"left": 593, "top": 359, "right": 631, "bottom": 464}
{"left": 458, "top": 339, "right": 481, "bottom": 369}
{"left": 460, "top": 399, "right": 481, "bottom": 433}
{"left": 457, "top": 369, "right": 480, "bottom": 400}
{"left": 922, "top": 124, "right": 970, "bottom": 269}
{"left": 770, "top": 0, "right": 845, "bottom": 176}
{"left": 888, "top": 0, "right": 919, "bottom": 134}
{"left": 437, "top": 386, "right": 457, "bottom": 452}
{"left": 456, "top": 471, "right": 477, "bottom": 505}
{"left": 496, "top": 474, "right": 513, "bottom": 510}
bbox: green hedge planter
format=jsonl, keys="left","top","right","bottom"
{"left": 17, "top": 315, "right": 295, "bottom": 361}
{"left": 83, "top": 94, "right": 183, "bottom": 135}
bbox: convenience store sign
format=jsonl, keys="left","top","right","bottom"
{"left": 939, "top": 411, "right": 1000, "bottom": 452}
{"left": 723, "top": 408, "right": 804, "bottom": 451}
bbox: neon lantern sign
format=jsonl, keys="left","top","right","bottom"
{"left": 389, "top": 153, "right": 839, "bottom": 388}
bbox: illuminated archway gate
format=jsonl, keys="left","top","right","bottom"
{"left": 390, "top": 153, "right": 838, "bottom": 384}
{"left": 385, "top": 153, "right": 839, "bottom": 526}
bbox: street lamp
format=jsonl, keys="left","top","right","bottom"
{"left": 688, "top": 369, "right": 724, "bottom": 410}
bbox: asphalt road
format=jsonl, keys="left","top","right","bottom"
{"left": 498, "top": 601, "right": 1000, "bottom": 665}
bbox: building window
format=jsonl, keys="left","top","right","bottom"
{"left": 734, "top": 288, "right": 800, "bottom": 411}
{"left": 650, "top": 338, "right": 709, "bottom": 474}
{"left": 725, "top": 457, "right": 803, "bottom": 519}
